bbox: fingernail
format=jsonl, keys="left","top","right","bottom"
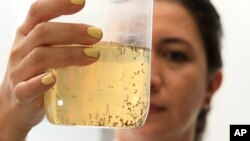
{"left": 41, "top": 73, "right": 55, "bottom": 85}
{"left": 87, "top": 27, "right": 102, "bottom": 39}
{"left": 83, "top": 48, "right": 99, "bottom": 58}
{"left": 70, "top": 0, "right": 85, "bottom": 5}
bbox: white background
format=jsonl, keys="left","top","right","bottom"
{"left": 1, "top": 0, "right": 250, "bottom": 141}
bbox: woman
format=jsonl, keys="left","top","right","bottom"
{"left": 115, "top": 0, "right": 223, "bottom": 141}
{"left": 0, "top": 0, "right": 223, "bottom": 141}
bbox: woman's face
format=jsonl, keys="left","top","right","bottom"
{"left": 146, "top": 1, "right": 207, "bottom": 140}
{"left": 116, "top": 1, "right": 218, "bottom": 141}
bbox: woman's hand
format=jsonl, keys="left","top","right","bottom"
{"left": 0, "top": 0, "right": 102, "bottom": 140}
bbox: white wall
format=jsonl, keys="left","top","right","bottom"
{"left": 0, "top": 0, "right": 15, "bottom": 78}
{"left": 204, "top": 0, "right": 250, "bottom": 140}
{"left": 1, "top": 0, "right": 250, "bottom": 141}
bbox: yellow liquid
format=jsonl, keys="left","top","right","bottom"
{"left": 44, "top": 42, "right": 150, "bottom": 128}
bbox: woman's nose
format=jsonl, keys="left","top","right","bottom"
{"left": 150, "top": 56, "right": 162, "bottom": 95}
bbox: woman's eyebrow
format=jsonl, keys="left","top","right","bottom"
{"left": 158, "top": 37, "right": 193, "bottom": 49}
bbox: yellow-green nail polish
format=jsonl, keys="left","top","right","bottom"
{"left": 83, "top": 48, "right": 99, "bottom": 58}
{"left": 87, "top": 27, "right": 102, "bottom": 39}
{"left": 70, "top": 0, "right": 84, "bottom": 5}
{"left": 41, "top": 73, "right": 55, "bottom": 85}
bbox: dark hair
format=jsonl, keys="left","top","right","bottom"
{"left": 175, "top": 0, "right": 223, "bottom": 140}
{"left": 178, "top": 0, "right": 223, "bottom": 73}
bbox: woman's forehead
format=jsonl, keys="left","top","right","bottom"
{"left": 153, "top": 1, "right": 205, "bottom": 60}
{"left": 153, "top": 1, "right": 191, "bottom": 22}
{"left": 155, "top": 0, "right": 176, "bottom": 2}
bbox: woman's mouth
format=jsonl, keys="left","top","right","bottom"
{"left": 148, "top": 102, "right": 166, "bottom": 116}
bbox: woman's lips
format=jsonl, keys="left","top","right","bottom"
{"left": 148, "top": 102, "right": 166, "bottom": 115}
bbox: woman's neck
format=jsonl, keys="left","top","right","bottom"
{"left": 114, "top": 124, "right": 196, "bottom": 141}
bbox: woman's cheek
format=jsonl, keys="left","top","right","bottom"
{"left": 169, "top": 71, "right": 206, "bottom": 122}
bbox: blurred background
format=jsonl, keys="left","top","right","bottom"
{"left": 1, "top": 0, "right": 250, "bottom": 141}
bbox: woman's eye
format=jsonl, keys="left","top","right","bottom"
{"left": 162, "top": 50, "right": 189, "bottom": 63}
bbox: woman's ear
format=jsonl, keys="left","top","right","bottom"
{"left": 203, "top": 70, "right": 223, "bottom": 109}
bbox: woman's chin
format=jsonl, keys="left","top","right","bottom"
{"left": 131, "top": 119, "right": 169, "bottom": 139}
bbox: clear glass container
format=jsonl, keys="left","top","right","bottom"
{"left": 44, "top": 0, "right": 153, "bottom": 128}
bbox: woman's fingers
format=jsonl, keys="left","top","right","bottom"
{"left": 10, "top": 46, "right": 99, "bottom": 85}
{"left": 14, "top": 73, "right": 55, "bottom": 104}
{"left": 10, "top": 0, "right": 102, "bottom": 100}
{"left": 19, "top": 0, "right": 85, "bottom": 35}
{"left": 16, "top": 22, "right": 102, "bottom": 59}
{"left": 27, "top": 22, "right": 102, "bottom": 46}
